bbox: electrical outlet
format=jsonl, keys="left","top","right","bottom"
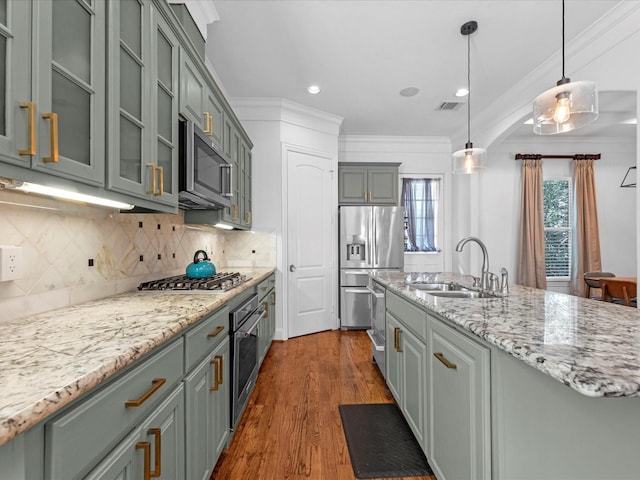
{"left": 0, "top": 246, "right": 23, "bottom": 281}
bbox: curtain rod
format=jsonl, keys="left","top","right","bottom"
{"left": 514, "top": 153, "right": 601, "bottom": 161}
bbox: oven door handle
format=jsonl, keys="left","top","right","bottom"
{"left": 366, "top": 285, "right": 385, "bottom": 298}
{"left": 242, "top": 309, "right": 266, "bottom": 337}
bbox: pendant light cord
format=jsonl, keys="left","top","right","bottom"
{"left": 561, "top": 0, "right": 566, "bottom": 80}
{"left": 467, "top": 31, "right": 471, "bottom": 144}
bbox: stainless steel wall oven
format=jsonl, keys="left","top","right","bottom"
{"left": 230, "top": 294, "right": 265, "bottom": 429}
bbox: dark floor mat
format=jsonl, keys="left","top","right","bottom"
{"left": 338, "top": 403, "right": 433, "bottom": 479}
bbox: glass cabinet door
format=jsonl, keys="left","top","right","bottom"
{"left": 34, "top": 0, "right": 105, "bottom": 184}
{"left": 107, "top": 0, "right": 149, "bottom": 197}
{"left": 0, "top": 0, "right": 32, "bottom": 168}
{"left": 151, "top": 5, "right": 179, "bottom": 205}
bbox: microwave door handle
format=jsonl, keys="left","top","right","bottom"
{"left": 220, "top": 164, "right": 233, "bottom": 197}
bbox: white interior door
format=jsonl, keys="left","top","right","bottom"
{"left": 286, "top": 147, "right": 336, "bottom": 338}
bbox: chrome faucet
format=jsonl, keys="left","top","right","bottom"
{"left": 456, "top": 236, "right": 490, "bottom": 289}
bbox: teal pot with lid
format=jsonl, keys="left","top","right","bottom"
{"left": 186, "top": 250, "right": 216, "bottom": 279}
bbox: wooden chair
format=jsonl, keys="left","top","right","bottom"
{"left": 584, "top": 271, "right": 616, "bottom": 299}
{"left": 600, "top": 278, "right": 637, "bottom": 307}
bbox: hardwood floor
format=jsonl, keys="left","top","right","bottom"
{"left": 211, "top": 329, "right": 436, "bottom": 480}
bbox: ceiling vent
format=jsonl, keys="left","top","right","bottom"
{"left": 437, "top": 101, "right": 465, "bottom": 111}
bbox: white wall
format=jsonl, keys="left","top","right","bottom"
{"left": 339, "top": 135, "right": 453, "bottom": 272}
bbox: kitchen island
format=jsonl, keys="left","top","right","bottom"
{"left": 0, "top": 266, "right": 275, "bottom": 480}
{"left": 372, "top": 271, "right": 640, "bottom": 480}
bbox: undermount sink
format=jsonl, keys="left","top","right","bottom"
{"left": 426, "top": 290, "right": 492, "bottom": 299}
{"left": 407, "top": 282, "right": 494, "bottom": 299}
{"left": 408, "top": 282, "right": 463, "bottom": 291}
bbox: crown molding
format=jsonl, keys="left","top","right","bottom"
{"left": 167, "top": 0, "right": 219, "bottom": 41}
{"left": 231, "top": 98, "right": 343, "bottom": 136}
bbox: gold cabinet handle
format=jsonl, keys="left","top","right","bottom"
{"left": 369, "top": 191, "right": 372, "bottom": 202}
{"left": 210, "top": 355, "right": 223, "bottom": 391}
{"left": 270, "top": 291, "right": 276, "bottom": 305}
{"left": 245, "top": 210, "right": 252, "bottom": 225}
{"left": 208, "top": 112, "right": 214, "bottom": 136}
{"left": 19, "top": 102, "right": 36, "bottom": 156}
{"left": 156, "top": 166, "right": 164, "bottom": 196}
{"left": 125, "top": 378, "right": 166, "bottom": 407}
{"left": 203, "top": 112, "right": 212, "bottom": 135}
{"left": 364, "top": 192, "right": 368, "bottom": 203}
{"left": 434, "top": 352, "right": 457, "bottom": 369}
{"left": 207, "top": 325, "right": 225, "bottom": 338}
{"left": 263, "top": 301, "right": 269, "bottom": 319}
{"left": 146, "top": 163, "right": 156, "bottom": 195}
{"left": 233, "top": 204, "right": 239, "bottom": 220}
{"left": 136, "top": 441, "right": 152, "bottom": 480}
{"left": 41, "top": 112, "right": 59, "bottom": 162}
{"left": 394, "top": 327, "right": 403, "bottom": 352}
{"left": 148, "top": 428, "right": 162, "bottom": 478}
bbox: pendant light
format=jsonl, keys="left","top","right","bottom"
{"left": 453, "top": 20, "right": 486, "bottom": 174}
{"left": 532, "top": 0, "right": 598, "bottom": 135}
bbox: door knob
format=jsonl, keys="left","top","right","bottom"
{"left": 289, "top": 264, "right": 296, "bottom": 272}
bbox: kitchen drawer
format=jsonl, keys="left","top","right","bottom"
{"left": 257, "top": 274, "right": 274, "bottom": 301}
{"left": 386, "top": 291, "right": 427, "bottom": 342}
{"left": 44, "top": 338, "right": 184, "bottom": 480}
{"left": 185, "top": 306, "right": 229, "bottom": 372}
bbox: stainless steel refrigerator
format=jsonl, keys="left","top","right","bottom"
{"left": 339, "top": 206, "right": 404, "bottom": 329}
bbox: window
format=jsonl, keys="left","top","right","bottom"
{"left": 543, "top": 179, "right": 572, "bottom": 278}
{"left": 401, "top": 178, "right": 441, "bottom": 252}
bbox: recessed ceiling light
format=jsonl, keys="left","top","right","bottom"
{"left": 455, "top": 88, "right": 469, "bottom": 97}
{"left": 399, "top": 87, "right": 420, "bottom": 97}
{"left": 307, "top": 85, "right": 321, "bottom": 94}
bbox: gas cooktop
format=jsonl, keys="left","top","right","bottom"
{"left": 137, "top": 272, "right": 251, "bottom": 293}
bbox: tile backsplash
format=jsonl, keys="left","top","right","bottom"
{"left": 0, "top": 189, "right": 275, "bottom": 324}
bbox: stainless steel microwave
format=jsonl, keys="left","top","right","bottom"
{"left": 178, "top": 119, "right": 232, "bottom": 209}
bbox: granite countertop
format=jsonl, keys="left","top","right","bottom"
{"left": 372, "top": 271, "right": 640, "bottom": 399}
{"left": 0, "top": 267, "right": 275, "bottom": 447}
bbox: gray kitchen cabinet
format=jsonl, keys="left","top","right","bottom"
{"left": 427, "top": 317, "right": 491, "bottom": 480}
{"left": 0, "top": 0, "right": 106, "bottom": 185}
{"left": 85, "top": 383, "right": 185, "bottom": 480}
{"left": 338, "top": 163, "right": 399, "bottom": 205}
{"left": 44, "top": 338, "right": 184, "bottom": 480}
{"left": 385, "top": 292, "right": 428, "bottom": 452}
{"left": 179, "top": 49, "right": 224, "bottom": 151}
{"left": 106, "top": 0, "right": 179, "bottom": 209}
{"left": 184, "top": 306, "right": 230, "bottom": 480}
{"left": 257, "top": 274, "right": 275, "bottom": 363}
{"left": 242, "top": 139, "right": 253, "bottom": 228}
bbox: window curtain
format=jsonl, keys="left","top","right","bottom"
{"left": 401, "top": 178, "right": 438, "bottom": 252}
{"left": 517, "top": 159, "right": 547, "bottom": 288}
{"left": 570, "top": 159, "right": 601, "bottom": 296}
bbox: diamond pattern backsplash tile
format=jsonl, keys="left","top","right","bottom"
{"left": 0, "top": 189, "right": 275, "bottom": 324}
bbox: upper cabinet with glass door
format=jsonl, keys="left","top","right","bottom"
{"left": 0, "top": 0, "right": 106, "bottom": 185}
{"left": 106, "top": 0, "right": 180, "bottom": 209}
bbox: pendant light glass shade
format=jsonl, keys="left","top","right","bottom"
{"left": 533, "top": 79, "right": 598, "bottom": 134}
{"left": 453, "top": 143, "right": 487, "bottom": 174}
{"left": 452, "top": 20, "right": 485, "bottom": 175}
{"left": 532, "top": 0, "right": 598, "bottom": 135}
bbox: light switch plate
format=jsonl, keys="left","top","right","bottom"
{"left": 0, "top": 246, "right": 23, "bottom": 281}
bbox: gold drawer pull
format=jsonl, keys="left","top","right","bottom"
{"left": 148, "top": 428, "right": 162, "bottom": 478}
{"left": 203, "top": 112, "right": 212, "bottom": 135}
{"left": 263, "top": 301, "right": 269, "bottom": 318}
{"left": 19, "top": 102, "right": 36, "bottom": 156}
{"left": 434, "top": 352, "right": 457, "bottom": 369}
{"left": 233, "top": 204, "right": 239, "bottom": 220}
{"left": 207, "top": 325, "right": 225, "bottom": 338}
{"left": 41, "top": 112, "right": 59, "bottom": 162}
{"left": 125, "top": 378, "right": 166, "bottom": 407}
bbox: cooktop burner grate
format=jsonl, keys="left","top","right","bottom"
{"left": 138, "top": 272, "right": 250, "bottom": 292}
